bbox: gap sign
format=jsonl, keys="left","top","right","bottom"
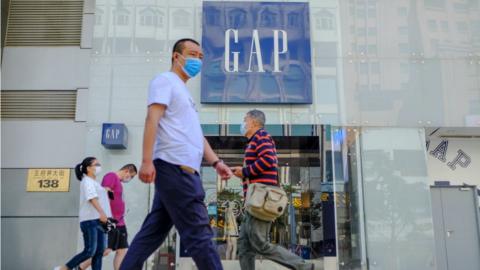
{"left": 201, "top": 1, "right": 312, "bottom": 104}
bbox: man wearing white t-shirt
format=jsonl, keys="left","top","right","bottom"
{"left": 120, "top": 38, "right": 232, "bottom": 270}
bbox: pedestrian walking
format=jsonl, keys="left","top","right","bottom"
{"left": 231, "top": 110, "right": 314, "bottom": 270}
{"left": 119, "top": 38, "right": 232, "bottom": 270}
{"left": 79, "top": 164, "right": 137, "bottom": 270}
{"left": 54, "top": 157, "right": 112, "bottom": 270}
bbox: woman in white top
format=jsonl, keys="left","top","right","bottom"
{"left": 55, "top": 157, "right": 112, "bottom": 270}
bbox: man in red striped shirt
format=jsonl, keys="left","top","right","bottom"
{"left": 232, "top": 110, "right": 313, "bottom": 270}
{"left": 233, "top": 113, "right": 278, "bottom": 197}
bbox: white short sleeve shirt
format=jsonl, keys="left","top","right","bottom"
{"left": 147, "top": 72, "right": 204, "bottom": 171}
{"left": 79, "top": 176, "right": 112, "bottom": 222}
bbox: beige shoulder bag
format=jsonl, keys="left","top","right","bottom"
{"left": 245, "top": 181, "right": 288, "bottom": 222}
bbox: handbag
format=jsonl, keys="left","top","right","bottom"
{"left": 245, "top": 182, "right": 288, "bottom": 222}
{"left": 100, "top": 217, "right": 118, "bottom": 233}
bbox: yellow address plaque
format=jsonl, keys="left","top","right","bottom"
{"left": 26, "top": 169, "right": 70, "bottom": 192}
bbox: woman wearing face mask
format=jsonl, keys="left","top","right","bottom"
{"left": 79, "top": 163, "right": 137, "bottom": 270}
{"left": 54, "top": 157, "right": 112, "bottom": 270}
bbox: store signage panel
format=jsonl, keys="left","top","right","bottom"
{"left": 102, "top": 123, "right": 128, "bottom": 149}
{"left": 26, "top": 169, "right": 70, "bottom": 192}
{"left": 201, "top": 1, "right": 312, "bottom": 104}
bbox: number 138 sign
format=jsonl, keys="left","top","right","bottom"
{"left": 26, "top": 169, "right": 70, "bottom": 192}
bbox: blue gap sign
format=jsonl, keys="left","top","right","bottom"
{"left": 101, "top": 123, "right": 128, "bottom": 149}
{"left": 201, "top": 1, "right": 312, "bottom": 104}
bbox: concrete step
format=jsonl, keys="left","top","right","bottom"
{"left": 175, "top": 258, "right": 326, "bottom": 270}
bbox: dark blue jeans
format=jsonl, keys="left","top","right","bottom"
{"left": 66, "top": 219, "right": 106, "bottom": 270}
{"left": 120, "top": 159, "right": 222, "bottom": 270}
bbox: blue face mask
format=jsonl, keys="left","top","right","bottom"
{"left": 179, "top": 55, "right": 202, "bottom": 78}
{"left": 240, "top": 122, "right": 247, "bottom": 136}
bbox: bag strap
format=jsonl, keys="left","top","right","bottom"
{"left": 275, "top": 170, "right": 281, "bottom": 187}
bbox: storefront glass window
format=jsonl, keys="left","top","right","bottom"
{"left": 203, "top": 132, "right": 328, "bottom": 264}
{"left": 329, "top": 126, "right": 367, "bottom": 269}
{"left": 360, "top": 128, "right": 436, "bottom": 269}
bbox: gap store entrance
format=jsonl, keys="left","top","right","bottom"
{"left": 129, "top": 126, "right": 438, "bottom": 270}
{"left": 185, "top": 124, "right": 330, "bottom": 270}
{"left": 207, "top": 131, "right": 327, "bottom": 259}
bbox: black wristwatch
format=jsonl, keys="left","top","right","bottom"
{"left": 212, "top": 159, "right": 223, "bottom": 169}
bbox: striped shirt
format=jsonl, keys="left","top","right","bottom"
{"left": 242, "top": 128, "right": 279, "bottom": 196}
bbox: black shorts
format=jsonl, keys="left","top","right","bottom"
{"left": 108, "top": 225, "right": 129, "bottom": 250}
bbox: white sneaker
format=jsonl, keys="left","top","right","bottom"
{"left": 53, "top": 266, "right": 61, "bottom": 270}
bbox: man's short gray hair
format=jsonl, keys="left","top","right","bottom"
{"left": 247, "top": 109, "right": 266, "bottom": 127}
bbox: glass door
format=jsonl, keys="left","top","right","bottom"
{"left": 201, "top": 134, "right": 327, "bottom": 265}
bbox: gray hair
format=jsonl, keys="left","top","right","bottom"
{"left": 246, "top": 109, "right": 266, "bottom": 127}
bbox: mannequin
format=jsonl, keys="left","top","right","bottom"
{"left": 223, "top": 201, "right": 239, "bottom": 260}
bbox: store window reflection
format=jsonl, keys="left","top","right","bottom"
{"left": 208, "top": 165, "right": 328, "bottom": 261}
{"left": 202, "top": 132, "right": 336, "bottom": 263}
{"left": 114, "top": 9, "right": 130, "bottom": 26}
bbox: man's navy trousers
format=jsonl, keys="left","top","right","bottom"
{"left": 120, "top": 159, "right": 223, "bottom": 270}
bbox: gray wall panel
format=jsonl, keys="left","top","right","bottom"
{"left": 1, "top": 217, "right": 79, "bottom": 270}
{"left": 83, "top": 0, "right": 96, "bottom": 14}
{"left": 81, "top": 14, "right": 95, "bottom": 49}
{"left": 1, "top": 47, "right": 91, "bottom": 90}
{"left": 1, "top": 121, "right": 87, "bottom": 168}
